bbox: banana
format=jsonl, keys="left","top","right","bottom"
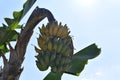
{"left": 36, "top": 61, "right": 49, "bottom": 71}
{"left": 57, "top": 26, "right": 63, "bottom": 37}
{"left": 38, "top": 57, "right": 46, "bottom": 66}
{"left": 35, "top": 46, "right": 42, "bottom": 54}
{"left": 49, "top": 23, "right": 53, "bottom": 35}
{"left": 61, "top": 27, "right": 69, "bottom": 38}
{"left": 37, "top": 38, "right": 47, "bottom": 51}
{"left": 35, "top": 53, "right": 43, "bottom": 61}
{"left": 39, "top": 27, "right": 44, "bottom": 35}
{"left": 60, "top": 57, "right": 66, "bottom": 66}
{"left": 50, "top": 52, "right": 56, "bottom": 64}
{"left": 53, "top": 42, "right": 57, "bottom": 51}
{"left": 37, "top": 38, "right": 44, "bottom": 49}
{"left": 57, "top": 66, "right": 63, "bottom": 72}
{"left": 41, "top": 35, "right": 49, "bottom": 43}
{"left": 64, "top": 57, "right": 71, "bottom": 64}
{"left": 51, "top": 66, "right": 57, "bottom": 73}
{"left": 53, "top": 38, "right": 58, "bottom": 51}
{"left": 55, "top": 54, "right": 62, "bottom": 66}
{"left": 55, "top": 58, "right": 60, "bottom": 66}
{"left": 45, "top": 28, "right": 49, "bottom": 36}
{"left": 44, "top": 52, "right": 50, "bottom": 66}
{"left": 47, "top": 41, "right": 53, "bottom": 51}
{"left": 63, "top": 63, "right": 72, "bottom": 71}
{"left": 53, "top": 25, "right": 59, "bottom": 36}
{"left": 57, "top": 40, "right": 64, "bottom": 53}
{"left": 64, "top": 24, "right": 68, "bottom": 29}
{"left": 41, "top": 24, "right": 46, "bottom": 35}
{"left": 64, "top": 48, "right": 71, "bottom": 57}
{"left": 61, "top": 45, "right": 68, "bottom": 56}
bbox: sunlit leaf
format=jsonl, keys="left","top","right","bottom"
{"left": 13, "top": 10, "right": 23, "bottom": 21}
{"left": 65, "top": 43, "right": 101, "bottom": 76}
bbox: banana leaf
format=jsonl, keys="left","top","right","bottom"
{"left": 65, "top": 43, "right": 101, "bottom": 76}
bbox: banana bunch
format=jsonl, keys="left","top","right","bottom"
{"left": 35, "top": 22, "right": 74, "bottom": 73}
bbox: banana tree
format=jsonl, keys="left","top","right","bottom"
{"left": 0, "top": 0, "right": 101, "bottom": 80}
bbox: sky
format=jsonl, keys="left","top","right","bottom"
{"left": 0, "top": 0, "right": 120, "bottom": 80}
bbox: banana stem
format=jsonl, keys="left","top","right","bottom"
{"left": 1, "top": 6, "right": 56, "bottom": 80}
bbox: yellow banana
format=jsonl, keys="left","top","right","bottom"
{"left": 35, "top": 46, "right": 42, "bottom": 54}
{"left": 61, "top": 27, "right": 69, "bottom": 38}
{"left": 37, "top": 38, "right": 44, "bottom": 49}
{"left": 45, "top": 28, "right": 49, "bottom": 36}
{"left": 57, "top": 26, "right": 63, "bottom": 37}
{"left": 53, "top": 25, "right": 59, "bottom": 36}
{"left": 49, "top": 24, "right": 53, "bottom": 35}
{"left": 47, "top": 41, "right": 53, "bottom": 51}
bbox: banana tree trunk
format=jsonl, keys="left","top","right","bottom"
{"left": 0, "top": 7, "right": 56, "bottom": 80}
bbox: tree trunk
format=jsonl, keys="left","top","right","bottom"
{"left": 0, "top": 6, "right": 56, "bottom": 80}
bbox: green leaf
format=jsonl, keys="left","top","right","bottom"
{"left": 13, "top": 0, "right": 36, "bottom": 23}
{"left": 22, "top": 0, "right": 36, "bottom": 18}
{"left": 0, "top": 27, "right": 18, "bottom": 45}
{"left": 0, "top": 44, "right": 9, "bottom": 57}
{"left": 4, "top": 0, "right": 36, "bottom": 30}
{"left": 0, "top": 0, "right": 36, "bottom": 45}
{"left": 44, "top": 72, "right": 63, "bottom": 80}
{"left": 2, "top": 23, "right": 7, "bottom": 27}
{"left": 0, "top": 27, "right": 6, "bottom": 39}
{"left": 13, "top": 10, "right": 23, "bottom": 21}
{"left": 65, "top": 43, "right": 101, "bottom": 76}
{"left": 4, "top": 18, "right": 14, "bottom": 26}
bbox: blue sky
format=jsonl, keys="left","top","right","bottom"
{"left": 0, "top": 0, "right": 120, "bottom": 80}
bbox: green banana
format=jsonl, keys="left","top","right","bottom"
{"left": 64, "top": 48, "right": 71, "bottom": 57}
{"left": 43, "top": 52, "right": 50, "bottom": 66}
{"left": 51, "top": 66, "right": 57, "bottom": 73}
{"left": 50, "top": 52, "right": 56, "bottom": 64}
{"left": 38, "top": 56, "right": 46, "bottom": 66}
{"left": 55, "top": 57, "right": 60, "bottom": 66}
{"left": 63, "top": 63, "right": 72, "bottom": 72}
{"left": 36, "top": 61, "right": 49, "bottom": 71}
{"left": 35, "top": 22, "right": 74, "bottom": 73}
{"left": 60, "top": 57, "right": 66, "bottom": 66}
{"left": 57, "top": 66, "right": 63, "bottom": 72}
{"left": 57, "top": 40, "right": 64, "bottom": 53}
{"left": 61, "top": 45, "right": 69, "bottom": 56}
